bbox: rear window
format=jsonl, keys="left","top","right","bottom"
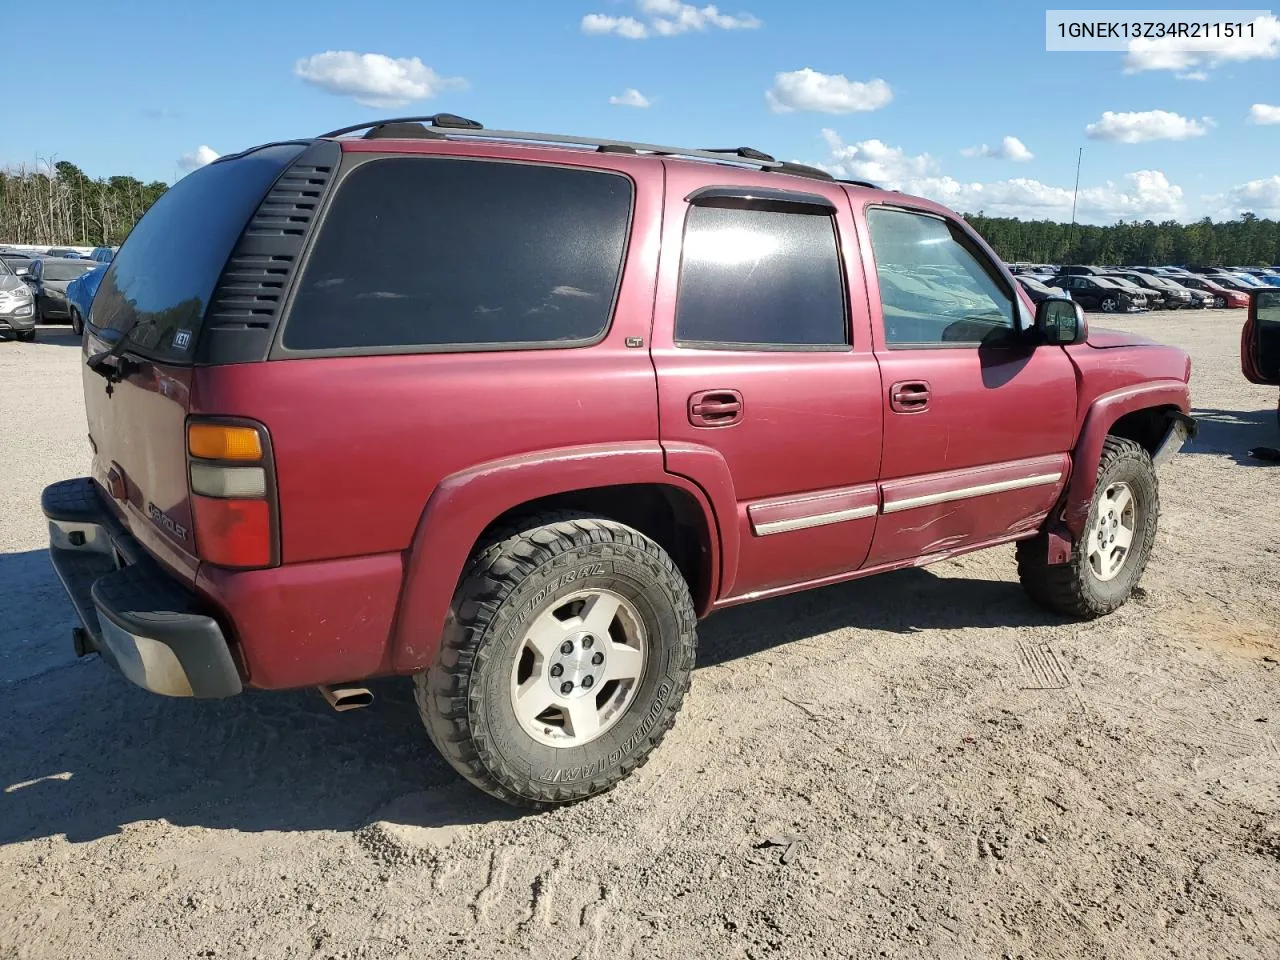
{"left": 90, "top": 143, "right": 304, "bottom": 363}
{"left": 281, "top": 157, "right": 632, "bottom": 352}
{"left": 43, "top": 260, "right": 96, "bottom": 281}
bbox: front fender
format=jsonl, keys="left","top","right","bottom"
{"left": 1058, "top": 380, "right": 1191, "bottom": 544}
{"left": 390, "top": 442, "right": 723, "bottom": 673}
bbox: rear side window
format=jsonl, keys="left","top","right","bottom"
{"left": 675, "top": 205, "right": 847, "bottom": 348}
{"left": 282, "top": 158, "right": 633, "bottom": 352}
{"left": 91, "top": 143, "right": 304, "bottom": 364}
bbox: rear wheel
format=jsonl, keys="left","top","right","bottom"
{"left": 1017, "top": 437, "right": 1158, "bottom": 618}
{"left": 415, "top": 512, "right": 697, "bottom": 807}
{"left": 1214, "top": 296, "right": 1227, "bottom": 308}
{"left": 69, "top": 308, "right": 83, "bottom": 336}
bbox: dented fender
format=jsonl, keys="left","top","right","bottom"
{"left": 1057, "top": 379, "right": 1192, "bottom": 544}
{"left": 390, "top": 442, "right": 723, "bottom": 674}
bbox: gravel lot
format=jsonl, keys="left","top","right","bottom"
{"left": 2, "top": 313, "right": 1278, "bottom": 960}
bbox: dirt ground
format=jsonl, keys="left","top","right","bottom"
{"left": 1, "top": 313, "right": 1278, "bottom": 960}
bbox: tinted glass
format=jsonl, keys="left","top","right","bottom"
{"left": 284, "top": 158, "right": 632, "bottom": 351}
{"left": 675, "top": 205, "right": 846, "bottom": 347}
{"left": 43, "top": 260, "right": 96, "bottom": 281}
{"left": 866, "top": 207, "right": 1015, "bottom": 347}
{"left": 91, "top": 143, "right": 304, "bottom": 363}
{"left": 0, "top": 259, "right": 10, "bottom": 277}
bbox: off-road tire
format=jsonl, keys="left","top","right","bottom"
{"left": 1017, "top": 437, "right": 1159, "bottom": 619}
{"left": 414, "top": 511, "right": 697, "bottom": 808}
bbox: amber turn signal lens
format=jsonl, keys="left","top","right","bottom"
{"left": 188, "top": 424, "right": 263, "bottom": 461}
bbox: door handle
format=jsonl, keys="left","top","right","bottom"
{"left": 689, "top": 389, "right": 744, "bottom": 427}
{"left": 889, "top": 380, "right": 931, "bottom": 413}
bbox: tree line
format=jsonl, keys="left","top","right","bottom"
{"left": 963, "top": 212, "right": 1280, "bottom": 267}
{"left": 0, "top": 160, "right": 168, "bottom": 247}
{"left": 4, "top": 158, "right": 1279, "bottom": 268}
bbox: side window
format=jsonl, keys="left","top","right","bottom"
{"left": 283, "top": 158, "right": 633, "bottom": 352}
{"left": 865, "top": 207, "right": 1017, "bottom": 348}
{"left": 1070, "top": 277, "right": 1089, "bottom": 290}
{"left": 674, "top": 204, "right": 847, "bottom": 348}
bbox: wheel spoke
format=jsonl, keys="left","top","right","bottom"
{"left": 1113, "top": 524, "right": 1134, "bottom": 552}
{"left": 524, "top": 608, "right": 569, "bottom": 658}
{"left": 605, "top": 641, "right": 644, "bottom": 681}
{"left": 562, "top": 696, "right": 601, "bottom": 740}
{"left": 579, "top": 591, "right": 622, "bottom": 638}
{"left": 1109, "top": 484, "right": 1133, "bottom": 516}
{"left": 514, "top": 680, "right": 557, "bottom": 725}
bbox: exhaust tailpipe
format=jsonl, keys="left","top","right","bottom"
{"left": 318, "top": 684, "right": 374, "bottom": 712}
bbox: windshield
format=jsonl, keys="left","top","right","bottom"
{"left": 1092, "top": 277, "right": 1120, "bottom": 289}
{"left": 0, "top": 259, "right": 11, "bottom": 277}
{"left": 1103, "top": 277, "right": 1142, "bottom": 292}
{"left": 1019, "top": 277, "right": 1051, "bottom": 294}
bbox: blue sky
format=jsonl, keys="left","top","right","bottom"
{"left": 2, "top": 0, "right": 1278, "bottom": 222}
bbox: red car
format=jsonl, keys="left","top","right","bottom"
{"left": 1178, "top": 274, "right": 1250, "bottom": 308}
{"left": 42, "top": 115, "right": 1195, "bottom": 807}
{"left": 1242, "top": 290, "right": 1280, "bottom": 431}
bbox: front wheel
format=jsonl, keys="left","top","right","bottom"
{"left": 69, "top": 308, "right": 83, "bottom": 336}
{"left": 1017, "top": 437, "right": 1158, "bottom": 618}
{"left": 415, "top": 512, "right": 697, "bottom": 807}
{"left": 16, "top": 329, "right": 36, "bottom": 342}
{"left": 1100, "top": 297, "right": 1118, "bottom": 313}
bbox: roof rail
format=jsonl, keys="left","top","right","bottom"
{"left": 316, "top": 115, "right": 837, "bottom": 182}
{"left": 837, "top": 177, "right": 882, "bottom": 190}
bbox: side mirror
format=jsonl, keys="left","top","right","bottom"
{"left": 1242, "top": 289, "right": 1280, "bottom": 386}
{"left": 1035, "top": 296, "right": 1087, "bottom": 345}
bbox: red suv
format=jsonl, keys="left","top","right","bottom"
{"left": 43, "top": 115, "right": 1195, "bottom": 807}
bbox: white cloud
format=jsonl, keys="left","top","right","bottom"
{"left": 609, "top": 88, "right": 652, "bottom": 108}
{"left": 1208, "top": 176, "right": 1280, "bottom": 218}
{"left": 766, "top": 69, "right": 892, "bottom": 114}
{"left": 293, "top": 51, "right": 466, "bottom": 108}
{"left": 582, "top": 14, "right": 650, "bottom": 38}
{"left": 961, "top": 136, "right": 1034, "bottom": 161}
{"left": 1123, "top": 14, "right": 1280, "bottom": 75}
{"left": 581, "top": 1, "right": 760, "bottom": 39}
{"left": 814, "top": 132, "right": 1184, "bottom": 223}
{"left": 178, "top": 145, "right": 219, "bottom": 171}
{"left": 1085, "top": 109, "right": 1210, "bottom": 143}
{"left": 819, "top": 130, "right": 935, "bottom": 182}
{"left": 1248, "top": 103, "right": 1280, "bottom": 124}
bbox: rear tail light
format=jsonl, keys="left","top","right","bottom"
{"left": 187, "top": 420, "right": 278, "bottom": 569}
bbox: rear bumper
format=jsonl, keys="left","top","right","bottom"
{"left": 42, "top": 477, "right": 242, "bottom": 698}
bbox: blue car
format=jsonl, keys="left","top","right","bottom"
{"left": 64, "top": 263, "right": 108, "bottom": 335}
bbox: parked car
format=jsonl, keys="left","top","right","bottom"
{"left": 0, "top": 255, "right": 37, "bottom": 341}
{"left": 1048, "top": 275, "right": 1148, "bottom": 312}
{"left": 64, "top": 262, "right": 108, "bottom": 334}
{"left": 1107, "top": 272, "right": 1195, "bottom": 310}
{"left": 1204, "top": 273, "right": 1265, "bottom": 296}
{"left": 1016, "top": 274, "right": 1072, "bottom": 304}
{"left": 46, "top": 248, "right": 82, "bottom": 258}
{"left": 1177, "top": 275, "right": 1249, "bottom": 308}
{"left": 25, "top": 257, "right": 99, "bottom": 323}
{"left": 1098, "top": 274, "right": 1165, "bottom": 309}
{"left": 88, "top": 246, "right": 117, "bottom": 263}
{"left": 1, "top": 254, "right": 34, "bottom": 278}
{"left": 1241, "top": 289, "right": 1280, "bottom": 433}
{"left": 41, "top": 116, "right": 1195, "bottom": 809}
{"left": 1058, "top": 265, "right": 1111, "bottom": 277}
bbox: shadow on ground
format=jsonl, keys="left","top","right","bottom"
{"left": 1, "top": 560, "right": 1055, "bottom": 846}
{"left": 1186, "top": 407, "right": 1280, "bottom": 466}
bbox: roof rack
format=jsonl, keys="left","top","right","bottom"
{"left": 837, "top": 178, "right": 883, "bottom": 190}
{"left": 315, "top": 115, "right": 837, "bottom": 182}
